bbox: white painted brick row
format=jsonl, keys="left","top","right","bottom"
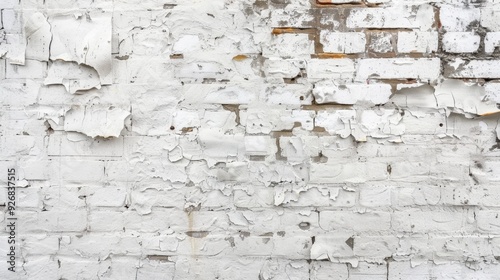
{"left": 397, "top": 31, "right": 438, "bottom": 53}
{"left": 346, "top": 5, "right": 435, "bottom": 30}
{"left": 442, "top": 32, "right": 480, "bottom": 53}
{"left": 356, "top": 58, "right": 441, "bottom": 81}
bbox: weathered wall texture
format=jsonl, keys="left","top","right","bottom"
{"left": 1, "top": 0, "right": 500, "bottom": 279}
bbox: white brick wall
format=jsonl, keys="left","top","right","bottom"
{"left": 1, "top": 0, "right": 500, "bottom": 279}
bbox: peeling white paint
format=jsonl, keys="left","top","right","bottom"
{"left": 2, "top": 0, "right": 500, "bottom": 279}
{"left": 64, "top": 106, "right": 130, "bottom": 138}
{"left": 49, "top": 12, "right": 112, "bottom": 85}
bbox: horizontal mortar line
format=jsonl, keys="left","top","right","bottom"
{"left": 312, "top": 53, "right": 436, "bottom": 59}
{"left": 313, "top": 53, "right": 351, "bottom": 59}
{"left": 271, "top": 27, "right": 317, "bottom": 35}
{"left": 361, "top": 28, "right": 416, "bottom": 32}
{"left": 315, "top": 1, "right": 381, "bottom": 8}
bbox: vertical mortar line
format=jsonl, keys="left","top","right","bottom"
{"left": 313, "top": 4, "right": 323, "bottom": 56}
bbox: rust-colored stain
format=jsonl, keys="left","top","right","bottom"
{"left": 479, "top": 111, "right": 500, "bottom": 117}
{"left": 316, "top": 53, "right": 346, "bottom": 59}
{"left": 232, "top": 54, "right": 249, "bottom": 61}
{"left": 272, "top": 28, "right": 296, "bottom": 35}
{"left": 187, "top": 211, "right": 198, "bottom": 257}
{"left": 272, "top": 27, "right": 315, "bottom": 35}
{"left": 315, "top": 0, "right": 380, "bottom": 7}
{"left": 170, "top": 53, "right": 184, "bottom": 59}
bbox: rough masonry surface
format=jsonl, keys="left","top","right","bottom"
{"left": 1, "top": 0, "right": 500, "bottom": 279}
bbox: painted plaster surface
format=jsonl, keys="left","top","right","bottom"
{"left": 1, "top": 0, "right": 500, "bottom": 279}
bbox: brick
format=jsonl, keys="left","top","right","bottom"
{"left": 310, "top": 162, "right": 388, "bottom": 184}
{"left": 313, "top": 81, "right": 392, "bottom": 105}
{"left": 1, "top": 9, "right": 22, "bottom": 33}
{"left": 57, "top": 256, "right": 102, "bottom": 280}
{"left": 0, "top": 78, "right": 40, "bottom": 107}
{"left": 320, "top": 211, "right": 392, "bottom": 232}
{"left": 445, "top": 59, "right": 500, "bottom": 78}
{"left": 310, "top": 262, "right": 348, "bottom": 280}
{"left": 175, "top": 61, "right": 232, "bottom": 81}
{"left": 394, "top": 186, "right": 441, "bottom": 206}
{"left": 320, "top": 31, "right": 366, "bottom": 53}
{"left": 130, "top": 187, "right": 185, "bottom": 214}
{"left": 442, "top": 32, "right": 480, "bottom": 53}
{"left": 392, "top": 209, "right": 466, "bottom": 233}
{"left": 388, "top": 261, "right": 432, "bottom": 280}
{"left": 124, "top": 209, "right": 230, "bottom": 233}
{"left": 99, "top": 257, "right": 139, "bottom": 280}
{"left": 227, "top": 209, "right": 320, "bottom": 234}
{"left": 481, "top": 185, "right": 500, "bottom": 207}
{"left": 112, "top": 57, "right": 174, "bottom": 84}
{"left": 0, "top": 136, "right": 37, "bottom": 158}
{"left": 87, "top": 186, "right": 127, "bottom": 207}
{"left": 231, "top": 235, "right": 311, "bottom": 259}
{"left": 265, "top": 83, "right": 313, "bottom": 105}
{"left": 137, "top": 259, "right": 175, "bottom": 280}
{"left": 440, "top": 185, "right": 484, "bottom": 206}
{"left": 359, "top": 185, "right": 392, "bottom": 207}
{"left": 234, "top": 187, "right": 275, "bottom": 208}
{"left": 17, "top": 187, "right": 40, "bottom": 207}
{"left": 59, "top": 234, "right": 141, "bottom": 258}
{"left": 353, "top": 236, "right": 399, "bottom": 259}
{"left": 430, "top": 236, "right": 493, "bottom": 262}
{"left": 60, "top": 160, "right": 105, "bottom": 182}
{"left": 173, "top": 257, "right": 258, "bottom": 279}
{"left": 400, "top": 111, "right": 447, "bottom": 135}
{"left": 431, "top": 263, "right": 500, "bottom": 279}
{"left": 355, "top": 58, "right": 441, "bottom": 82}
{"left": 47, "top": 134, "right": 124, "bottom": 157}
{"left": 315, "top": 109, "right": 405, "bottom": 141}
{"left": 440, "top": 5, "right": 480, "bottom": 31}
{"left": 369, "top": 32, "right": 394, "bottom": 53}
{"left": 310, "top": 235, "right": 355, "bottom": 260}
{"left": 6, "top": 59, "right": 46, "bottom": 79}
{"left": 0, "top": 0, "right": 20, "bottom": 8}
{"left": 306, "top": 59, "right": 356, "bottom": 81}
{"left": 89, "top": 210, "right": 125, "bottom": 232}
{"left": 280, "top": 186, "right": 332, "bottom": 207}
{"left": 476, "top": 211, "right": 500, "bottom": 233}
{"left": 263, "top": 59, "right": 303, "bottom": 79}
{"left": 20, "top": 235, "right": 59, "bottom": 255}
{"left": 397, "top": 32, "right": 438, "bottom": 53}
{"left": 346, "top": 5, "right": 434, "bottom": 30}
{"left": 172, "top": 34, "right": 201, "bottom": 53}
{"left": 485, "top": 32, "right": 500, "bottom": 53}
{"left": 22, "top": 256, "right": 58, "bottom": 280}
{"left": 263, "top": 33, "right": 315, "bottom": 58}
{"left": 20, "top": 160, "right": 51, "bottom": 180}
{"left": 279, "top": 136, "right": 309, "bottom": 163}
{"left": 481, "top": 7, "right": 500, "bottom": 31}
{"left": 182, "top": 83, "right": 258, "bottom": 105}
{"left": 19, "top": 210, "right": 87, "bottom": 232}
{"left": 350, "top": 262, "right": 387, "bottom": 280}
{"left": 270, "top": 9, "right": 315, "bottom": 28}
{"left": 240, "top": 108, "right": 314, "bottom": 134}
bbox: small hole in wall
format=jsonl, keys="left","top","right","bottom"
{"left": 299, "top": 96, "right": 304, "bottom": 101}
{"left": 299, "top": 222, "right": 310, "bottom": 230}
{"left": 170, "top": 126, "right": 175, "bottom": 130}
{"left": 439, "top": 123, "right": 444, "bottom": 127}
